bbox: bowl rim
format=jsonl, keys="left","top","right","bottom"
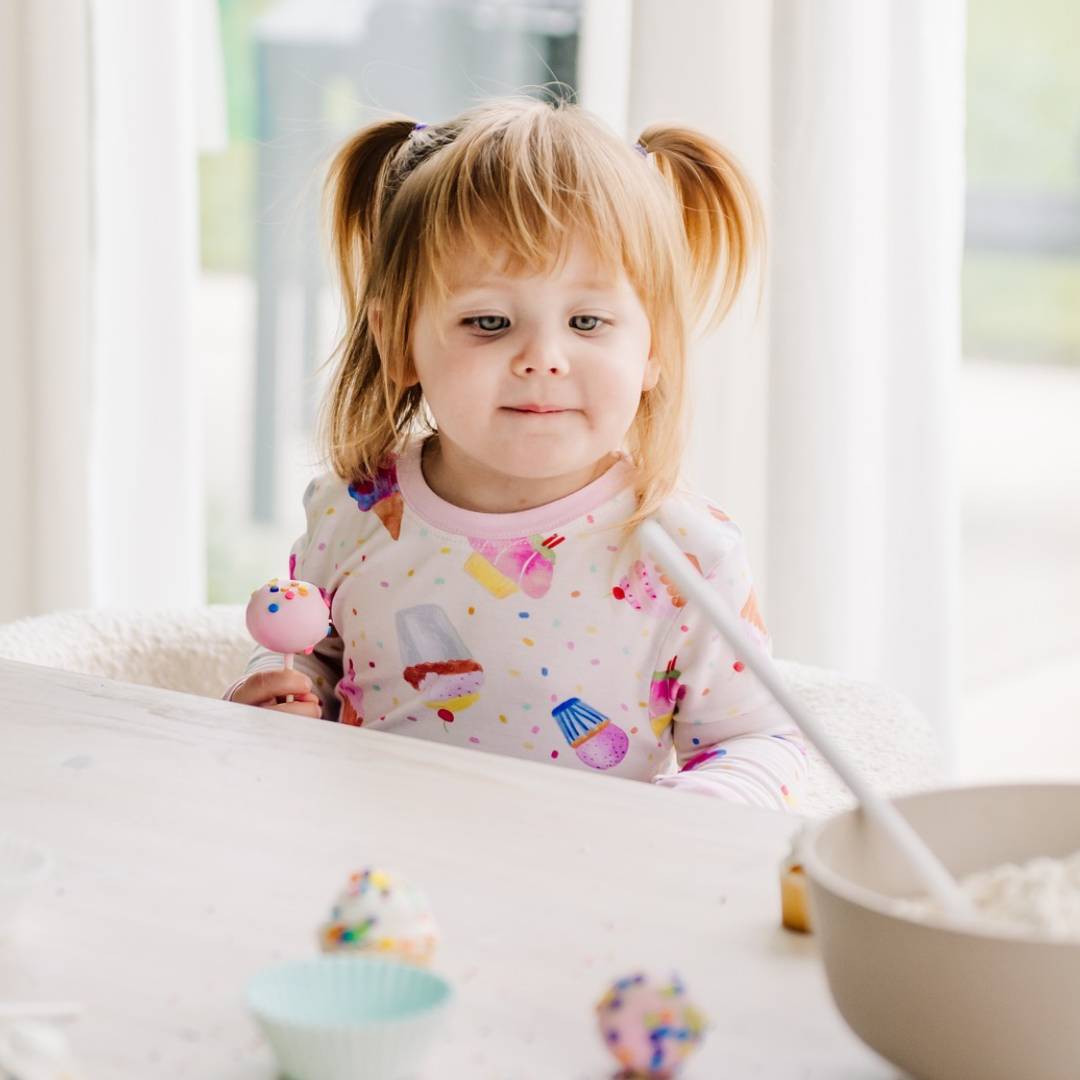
{"left": 247, "top": 954, "right": 454, "bottom": 1030}
{"left": 798, "top": 780, "right": 1080, "bottom": 948}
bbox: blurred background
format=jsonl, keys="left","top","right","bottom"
{"left": 2, "top": 0, "right": 1077, "bottom": 784}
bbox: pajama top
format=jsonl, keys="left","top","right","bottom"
{"left": 229, "top": 432, "right": 810, "bottom": 812}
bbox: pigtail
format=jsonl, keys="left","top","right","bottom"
{"left": 318, "top": 118, "right": 421, "bottom": 483}
{"left": 636, "top": 126, "right": 766, "bottom": 334}
{"left": 322, "top": 117, "right": 417, "bottom": 328}
{"left": 318, "top": 114, "right": 465, "bottom": 486}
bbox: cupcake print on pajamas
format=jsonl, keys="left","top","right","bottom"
{"left": 464, "top": 533, "right": 565, "bottom": 599}
{"left": 348, "top": 462, "right": 404, "bottom": 540}
{"left": 649, "top": 655, "right": 687, "bottom": 738}
{"left": 396, "top": 604, "right": 485, "bottom": 716}
{"left": 612, "top": 553, "right": 702, "bottom": 616}
{"left": 551, "top": 697, "right": 629, "bottom": 770}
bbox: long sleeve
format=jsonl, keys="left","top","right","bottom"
{"left": 222, "top": 476, "right": 346, "bottom": 719}
{"left": 649, "top": 522, "right": 809, "bottom": 813}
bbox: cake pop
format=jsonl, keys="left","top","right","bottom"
{"left": 595, "top": 972, "right": 707, "bottom": 1078}
{"left": 246, "top": 578, "right": 332, "bottom": 703}
{"left": 317, "top": 867, "right": 439, "bottom": 965}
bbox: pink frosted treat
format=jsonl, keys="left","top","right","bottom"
{"left": 464, "top": 533, "right": 565, "bottom": 599}
{"left": 246, "top": 577, "right": 332, "bottom": 659}
{"left": 595, "top": 972, "right": 707, "bottom": 1078}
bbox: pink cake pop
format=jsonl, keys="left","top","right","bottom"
{"left": 246, "top": 578, "right": 332, "bottom": 703}
{"left": 595, "top": 971, "right": 707, "bottom": 1077}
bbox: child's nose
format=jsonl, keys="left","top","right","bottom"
{"left": 513, "top": 332, "right": 570, "bottom": 375}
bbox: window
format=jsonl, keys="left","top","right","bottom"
{"left": 198, "top": 0, "right": 581, "bottom": 601}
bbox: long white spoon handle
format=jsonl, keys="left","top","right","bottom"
{"left": 639, "top": 518, "right": 974, "bottom": 919}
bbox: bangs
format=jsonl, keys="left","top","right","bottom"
{"left": 392, "top": 99, "right": 681, "bottom": 317}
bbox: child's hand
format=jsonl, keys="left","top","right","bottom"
{"left": 228, "top": 670, "right": 323, "bottom": 719}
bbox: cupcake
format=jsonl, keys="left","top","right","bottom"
{"left": 464, "top": 533, "right": 565, "bottom": 599}
{"left": 317, "top": 868, "right": 439, "bottom": 965}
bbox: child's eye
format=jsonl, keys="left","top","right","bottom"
{"left": 464, "top": 315, "right": 510, "bottom": 333}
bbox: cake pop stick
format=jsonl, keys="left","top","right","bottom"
{"left": 246, "top": 579, "right": 332, "bottom": 707}
{"left": 282, "top": 653, "right": 296, "bottom": 704}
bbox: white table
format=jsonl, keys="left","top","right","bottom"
{"left": 0, "top": 659, "right": 899, "bottom": 1078}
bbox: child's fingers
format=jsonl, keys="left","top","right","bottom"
{"left": 231, "top": 669, "right": 313, "bottom": 704}
{"left": 250, "top": 694, "right": 322, "bottom": 711}
{"left": 265, "top": 700, "right": 323, "bottom": 720}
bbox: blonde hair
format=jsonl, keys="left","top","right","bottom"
{"left": 318, "top": 94, "right": 765, "bottom": 544}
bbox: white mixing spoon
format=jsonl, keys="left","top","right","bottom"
{"left": 639, "top": 518, "right": 975, "bottom": 919}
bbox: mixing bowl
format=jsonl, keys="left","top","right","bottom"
{"left": 800, "top": 782, "right": 1080, "bottom": 1080}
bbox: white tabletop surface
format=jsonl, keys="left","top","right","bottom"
{"left": 0, "top": 658, "right": 899, "bottom": 1078}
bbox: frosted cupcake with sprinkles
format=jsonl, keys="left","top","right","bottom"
{"left": 317, "top": 867, "right": 439, "bottom": 966}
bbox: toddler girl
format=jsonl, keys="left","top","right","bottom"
{"left": 226, "top": 96, "right": 809, "bottom": 811}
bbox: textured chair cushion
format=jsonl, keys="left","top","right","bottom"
{"left": 0, "top": 605, "right": 945, "bottom": 818}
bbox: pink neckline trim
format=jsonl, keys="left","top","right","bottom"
{"left": 395, "top": 434, "right": 636, "bottom": 539}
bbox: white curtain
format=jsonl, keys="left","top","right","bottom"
{"left": 0, "top": 0, "right": 93, "bottom": 619}
{"left": 623, "top": 0, "right": 966, "bottom": 764}
{"left": 90, "top": 0, "right": 211, "bottom": 609}
{"left": 0, "top": 0, "right": 224, "bottom": 620}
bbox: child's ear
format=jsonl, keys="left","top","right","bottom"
{"left": 368, "top": 301, "right": 419, "bottom": 389}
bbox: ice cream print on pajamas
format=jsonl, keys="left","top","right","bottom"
{"left": 396, "top": 604, "right": 485, "bottom": 724}
{"left": 348, "top": 462, "right": 405, "bottom": 541}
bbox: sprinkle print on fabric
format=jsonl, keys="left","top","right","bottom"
{"left": 552, "top": 696, "right": 629, "bottom": 769}
{"left": 259, "top": 434, "right": 809, "bottom": 812}
{"left": 348, "top": 462, "right": 404, "bottom": 540}
{"left": 464, "top": 533, "right": 566, "bottom": 598}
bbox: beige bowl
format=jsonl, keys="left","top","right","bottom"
{"left": 800, "top": 783, "right": 1080, "bottom": 1080}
